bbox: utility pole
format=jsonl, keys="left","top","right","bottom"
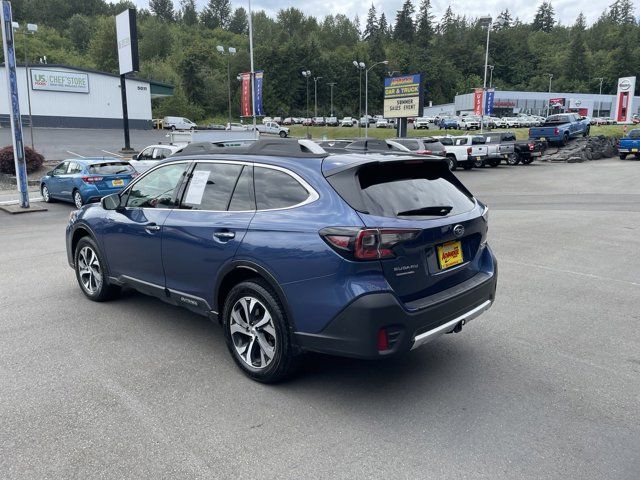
{"left": 302, "top": 70, "right": 311, "bottom": 138}
{"left": 12, "top": 22, "right": 37, "bottom": 149}
{"left": 365, "top": 60, "right": 388, "bottom": 137}
{"left": 327, "top": 82, "right": 336, "bottom": 117}
{"left": 247, "top": 0, "right": 256, "bottom": 131}
{"left": 479, "top": 16, "right": 492, "bottom": 134}
{"left": 488, "top": 65, "right": 494, "bottom": 89}
{"left": 545, "top": 73, "right": 553, "bottom": 117}
{"left": 313, "top": 76, "right": 322, "bottom": 117}
{"left": 353, "top": 61, "right": 365, "bottom": 136}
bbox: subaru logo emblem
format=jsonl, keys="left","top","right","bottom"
{"left": 453, "top": 224, "right": 465, "bottom": 237}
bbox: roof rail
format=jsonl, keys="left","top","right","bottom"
{"left": 172, "top": 138, "right": 328, "bottom": 158}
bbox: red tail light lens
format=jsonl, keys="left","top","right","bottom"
{"left": 528, "top": 143, "right": 535, "bottom": 151}
{"left": 467, "top": 147, "right": 472, "bottom": 155}
{"left": 81, "top": 176, "right": 103, "bottom": 183}
{"left": 320, "top": 227, "right": 420, "bottom": 260}
{"left": 554, "top": 127, "right": 559, "bottom": 135}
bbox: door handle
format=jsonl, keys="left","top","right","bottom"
{"left": 144, "top": 223, "right": 161, "bottom": 232}
{"left": 213, "top": 231, "right": 235, "bottom": 240}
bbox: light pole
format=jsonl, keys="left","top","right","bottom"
{"left": 365, "top": 60, "right": 388, "bottom": 137}
{"left": 594, "top": 77, "right": 604, "bottom": 117}
{"left": 302, "top": 70, "right": 311, "bottom": 138}
{"left": 545, "top": 73, "right": 553, "bottom": 117}
{"left": 478, "top": 16, "right": 492, "bottom": 134}
{"left": 353, "top": 61, "right": 365, "bottom": 136}
{"left": 12, "top": 22, "right": 38, "bottom": 149}
{"left": 327, "top": 82, "right": 336, "bottom": 117}
{"left": 313, "top": 76, "right": 323, "bottom": 117}
{"left": 216, "top": 45, "right": 236, "bottom": 126}
{"left": 488, "top": 65, "right": 494, "bottom": 88}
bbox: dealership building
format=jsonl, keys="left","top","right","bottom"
{"left": 0, "top": 64, "right": 173, "bottom": 129}
{"left": 425, "top": 89, "right": 640, "bottom": 118}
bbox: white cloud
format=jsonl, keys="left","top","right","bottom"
{"left": 127, "top": 0, "right": 614, "bottom": 25}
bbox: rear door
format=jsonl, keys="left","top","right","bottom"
{"left": 327, "top": 159, "right": 486, "bottom": 304}
{"left": 162, "top": 161, "right": 255, "bottom": 310}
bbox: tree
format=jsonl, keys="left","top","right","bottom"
{"left": 565, "top": 14, "right": 588, "bottom": 82}
{"left": 228, "top": 7, "right": 248, "bottom": 34}
{"left": 364, "top": 4, "right": 378, "bottom": 40}
{"left": 533, "top": 2, "right": 555, "bottom": 32}
{"left": 495, "top": 9, "right": 513, "bottom": 29}
{"left": 394, "top": 0, "right": 415, "bottom": 43}
{"left": 149, "top": 0, "right": 174, "bottom": 22}
{"left": 379, "top": 13, "right": 389, "bottom": 39}
{"left": 201, "top": 0, "right": 231, "bottom": 29}
{"left": 416, "top": 0, "right": 434, "bottom": 48}
{"left": 88, "top": 16, "right": 118, "bottom": 73}
{"left": 67, "top": 14, "right": 92, "bottom": 53}
{"left": 180, "top": 0, "right": 198, "bottom": 26}
{"left": 439, "top": 6, "right": 455, "bottom": 34}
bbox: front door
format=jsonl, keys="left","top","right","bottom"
{"left": 48, "top": 161, "right": 70, "bottom": 198}
{"left": 100, "top": 162, "right": 189, "bottom": 292}
{"left": 162, "top": 162, "right": 256, "bottom": 311}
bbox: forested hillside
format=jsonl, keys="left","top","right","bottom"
{"left": 4, "top": 0, "right": 639, "bottom": 119}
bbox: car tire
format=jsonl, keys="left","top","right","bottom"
{"left": 474, "top": 159, "right": 484, "bottom": 168}
{"left": 506, "top": 153, "right": 520, "bottom": 166}
{"left": 562, "top": 133, "right": 569, "bottom": 146}
{"left": 171, "top": 125, "right": 176, "bottom": 131}
{"left": 583, "top": 127, "right": 590, "bottom": 137}
{"left": 223, "top": 279, "right": 296, "bottom": 383}
{"left": 619, "top": 154, "right": 627, "bottom": 160}
{"left": 279, "top": 131, "right": 287, "bottom": 138}
{"left": 73, "top": 190, "right": 84, "bottom": 209}
{"left": 446, "top": 155, "right": 457, "bottom": 171}
{"left": 41, "top": 184, "right": 53, "bottom": 203}
{"left": 488, "top": 159, "right": 500, "bottom": 167}
{"left": 74, "top": 237, "right": 120, "bottom": 302}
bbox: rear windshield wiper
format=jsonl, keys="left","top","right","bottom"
{"left": 397, "top": 206, "right": 453, "bottom": 216}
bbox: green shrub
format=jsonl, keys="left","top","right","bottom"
{"left": 0, "top": 146, "right": 45, "bottom": 174}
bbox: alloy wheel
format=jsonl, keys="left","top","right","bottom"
{"left": 77, "top": 246, "right": 102, "bottom": 295}
{"left": 74, "top": 191, "right": 83, "bottom": 209}
{"left": 41, "top": 185, "right": 50, "bottom": 202}
{"left": 229, "top": 296, "right": 277, "bottom": 370}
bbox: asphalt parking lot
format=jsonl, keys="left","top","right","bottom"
{"left": 1, "top": 159, "right": 639, "bottom": 479}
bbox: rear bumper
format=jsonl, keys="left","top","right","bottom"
{"left": 295, "top": 251, "right": 498, "bottom": 359}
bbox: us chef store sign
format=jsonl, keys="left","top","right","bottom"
{"left": 31, "top": 69, "right": 89, "bottom": 93}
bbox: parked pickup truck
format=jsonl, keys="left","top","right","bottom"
{"left": 254, "top": 121, "right": 289, "bottom": 137}
{"left": 478, "top": 132, "right": 516, "bottom": 167}
{"left": 481, "top": 132, "right": 546, "bottom": 166}
{"left": 529, "top": 113, "right": 590, "bottom": 145}
{"left": 434, "top": 135, "right": 488, "bottom": 170}
{"left": 618, "top": 128, "right": 640, "bottom": 160}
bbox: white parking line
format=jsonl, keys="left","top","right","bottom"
{"left": 66, "top": 150, "right": 85, "bottom": 158}
{"left": 101, "top": 150, "right": 124, "bottom": 158}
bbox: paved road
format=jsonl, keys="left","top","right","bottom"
{"left": 1, "top": 159, "right": 639, "bottom": 479}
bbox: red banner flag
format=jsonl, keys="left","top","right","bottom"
{"left": 241, "top": 72, "right": 251, "bottom": 117}
{"left": 473, "top": 88, "right": 484, "bottom": 116}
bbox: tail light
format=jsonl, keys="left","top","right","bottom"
{"left": 81, "top": 176, "right": 103, "bottom": 183}
{"left": 528, "top": 143, "right": 535, "bottom": 151}
{"left": 554, "top": 127, "right": 559, "bottom": 135}
{"left": 320, "top": 227, "right": 420, "bottom": 260}
{"left": 415, "top": 149, "right": 433, "bottom": 155}
{"left": 467, "top": 147, "right": 472, "bottom": 155}
{"left": 377, "top": 328, "right": 389, "bottom": 351}
{"left": 528, "top": 128, "right": 531, "bottom": 137}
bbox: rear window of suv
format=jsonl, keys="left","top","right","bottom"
{"left": 328, "top": 161, "right": 475, "bottom": 219}
{"left": 88, "top": 163, "right": 135, "bottom": 174}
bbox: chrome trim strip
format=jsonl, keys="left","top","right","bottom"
{"left": 410, "top": 299, "right": 493, "bottom": 350}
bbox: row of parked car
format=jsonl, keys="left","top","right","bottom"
{"left": 414, "top": 115, "right": 549, "bottom": 131}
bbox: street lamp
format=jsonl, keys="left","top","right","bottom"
{"left": 302, "top": 70, "right": 311, "bottom": 138}
{"left": 313, "top": 76, "right": 323, "bottom": 117}
{"left": 545, "top": 73, "right": 553, "bottom": 117}
{"left": 365, "top": 60, "right": 388, "bottom": 137}
{"left": 488, "top": 65, "right": 494, "bottom": 88}
{"left": 594, "top": 77, "right": 604, "bottom": 117}
{"left": 12, "top": 22, "right": 38, "bottom": 149}
{"left": 478, "top": 16, "right": 493, "bottom": 133}
{"left": 216, "top": 45, "right": 237, "bottom": 126}
{"left": 353, "top": 60, "right": 365, "bottom": 136}
{"left": 327, "top": 82, "right": 336, "bottom": 117}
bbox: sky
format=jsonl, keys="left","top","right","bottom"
{"left": 128, "top": 0, "right": 616, "bottom": 26}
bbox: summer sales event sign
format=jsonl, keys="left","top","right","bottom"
{"left": 31, "top": 69, "right": 90, "bottom": 94}
{"left": 383, "top": 74, "right": 422, "bottom": 118}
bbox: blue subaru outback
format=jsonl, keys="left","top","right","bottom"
{"left": 66, "top": 139, "right": 497, "bottom": 382}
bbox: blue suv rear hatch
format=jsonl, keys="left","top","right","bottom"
{"left": 322, "top": 156, "right": 487, "bottom": 304}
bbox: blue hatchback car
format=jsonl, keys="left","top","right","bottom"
{"left": 66, "top": 140, "right": 497, "bottom": 382}
{"left": 41, "top": 158, "right": 137, "bottom": 209}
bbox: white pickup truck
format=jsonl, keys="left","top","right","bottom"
{"left": 254, "top": 121, "right": 289, "bottom": 137}
{"left": 434, "top": 135, "right": 488, "bottom": 170}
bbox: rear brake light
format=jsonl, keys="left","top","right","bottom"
{"left": 467, "top": 147, "right": 472, "bottom": 155}
{"left": 528, "top": 143, "right": 534, "bottom": 151}
{"left": 320, "top": 227, "right": 420, "bottom": 260}
{"left": 81, "top": 176, "right": 103, "bottom": 183}
{"left": 415, "top": 149, "right": 433, "bottom": 155}
{"left": 554, "top": 127, "right": 559, "bottom": 135}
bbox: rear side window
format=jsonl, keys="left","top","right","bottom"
{"left": 89, "top": 163, "right": 135, "bottom": 174}
{"left": 182, "top": 163, "right": 243, "bottom": 211}
{"left": 254, "top": 167, "right": 309, "bottom": 210}
{"left": 439, "top": 138, "right": 453, "bottom": 146}
{"left": 396, "top": 139, "right": 420, "bottom": 151}
{"left": 228, "top": 166, "right": 255, "bottom": 211}
{"left": 472, "top": 137, "right": 485, "bottom": 145}
{"left": 350, "top": 162, "right": 475, "bottom": 218}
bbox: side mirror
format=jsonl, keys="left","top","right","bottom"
{"left": 47, "top": 170, "right": 54, "bottom": 176}
{"left": 101, "top": 193, "right": 123, "bottom": 211}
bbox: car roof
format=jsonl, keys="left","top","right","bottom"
{"left": 61, "top": 157, "right": 122, "bottom": 165}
